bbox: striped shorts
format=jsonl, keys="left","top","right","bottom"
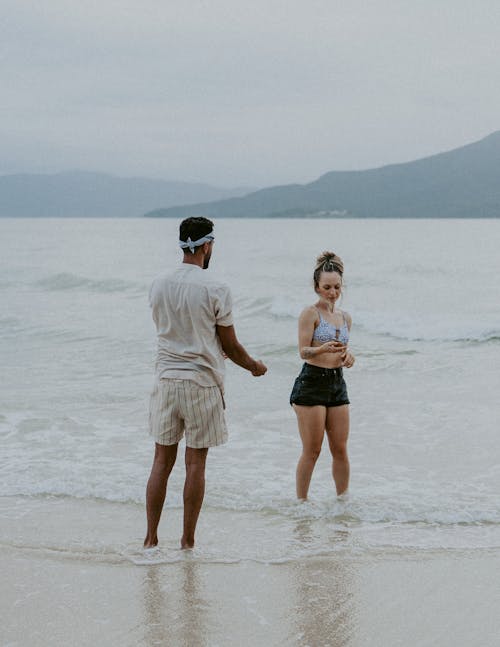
{"left": 149, "top": 378, "right": 228, "bottom": 448}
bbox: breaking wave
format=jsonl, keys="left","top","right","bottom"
{"left": 35, "top": 272, "right": 144, "bottom": 294}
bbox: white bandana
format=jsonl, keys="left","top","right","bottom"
{"left": 178, "top": 232, "right": 214, "bottom": 254}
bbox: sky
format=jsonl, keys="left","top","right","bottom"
{"left": 2, "top": 0, "right": 500, "bottom": 187}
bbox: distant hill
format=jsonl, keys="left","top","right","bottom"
{"left": 145, "top": 131, "right": 500, "bottom": 218}
{"left": 0, "top": 171, "right": 254, "bottom": 217}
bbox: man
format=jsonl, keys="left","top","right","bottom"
{"left": 144, "top": 217, "right": 267, "bottom": 549}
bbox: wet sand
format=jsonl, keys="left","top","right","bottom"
{"left": 2, "top": 496, "right": 499, "bottom": 646}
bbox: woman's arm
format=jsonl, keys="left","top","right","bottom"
{"left": 341, "top": 311, "right": 355, "bottom": 368}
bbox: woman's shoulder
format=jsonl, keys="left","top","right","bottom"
{"left": 299, "top": 305, "right": 320, "bottom": 323}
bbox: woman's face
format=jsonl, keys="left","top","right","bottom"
{"left": 316, "top": 271, "right": 342, "bottom": 305}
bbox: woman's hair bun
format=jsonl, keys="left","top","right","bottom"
{"left": 313, "top": 251, "right": 344, "bottom": 290}
{"left": 315, "top": 251, "right": 344, "bottom": 275}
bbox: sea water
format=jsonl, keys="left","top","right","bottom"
{"left": 1, "top": 217, "right": 499, "bottom": 562}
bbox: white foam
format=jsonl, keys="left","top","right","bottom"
{"left": 34, "top": 272, "right": 143, "bottom": 294}
{"left": 269, "top": 296, "right": 303, "bottom": 319}
{"left": 354, "top": 309, "right": 500, "bottom": 342}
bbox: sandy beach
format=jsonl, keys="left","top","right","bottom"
{"left": 2, "top": 496, "right": 499, "bottom": 647}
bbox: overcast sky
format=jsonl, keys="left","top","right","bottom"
{"left": 2, "top": 1, "right": 500, "bottom": 187}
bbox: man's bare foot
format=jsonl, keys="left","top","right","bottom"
{"left": 180, "top": 537, "right": 194, "bottom": 550}
{"left": 143, "top": 536, "right": 158, "bottom": 549}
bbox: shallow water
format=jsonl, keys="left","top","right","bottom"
{"left": 2, "top": 217, "right": 499, "bottom": 559}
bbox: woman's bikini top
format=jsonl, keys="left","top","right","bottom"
{"left": 312, "top": 308, "right": 349, "bottom": 345}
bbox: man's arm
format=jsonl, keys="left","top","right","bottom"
{"left": 216, "top": 325, "right": 267, "bottom": 376}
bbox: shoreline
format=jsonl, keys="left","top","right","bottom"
{"left": 2, "top": 496, "right": 500, "bottom": 646}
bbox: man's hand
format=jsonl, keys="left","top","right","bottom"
{"left": 251, "top": 360, "right": 267, "bottom": 376}
{"left": 217, "top": 324, "right": 268, "bottom": 376}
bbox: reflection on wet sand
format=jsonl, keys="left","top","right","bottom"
{"left": 290, "top": 520, "right": 356, "bottom": 646}
{"left": 138, "top": 523, "right": 358, "bottom": 645}
{"left": 142, "top": 559, "right": 211, "bottom": 646}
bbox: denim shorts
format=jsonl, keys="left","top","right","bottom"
{"left": 289, "top": 363, "right": 350, "bottom": 408}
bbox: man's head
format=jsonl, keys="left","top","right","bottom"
{"left": 179, "top": 217, "right": 215, "bottom": 269}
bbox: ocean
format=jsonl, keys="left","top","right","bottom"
{"left": 1, "top": 217, "right": 499, "bottom": 563}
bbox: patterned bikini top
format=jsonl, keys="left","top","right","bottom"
{"left": 312, "top": 309, "right": 349, "bottom": 345}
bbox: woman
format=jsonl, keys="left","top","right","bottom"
{"left": 290, "top": 251, "right": 355, "bottom": 500}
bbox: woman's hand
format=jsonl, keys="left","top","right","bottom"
{"left": 319, "top": 340, "right": 346, "bottom": 355}
{"left": 341, "top": 349, "right": 355, "bottom": 368}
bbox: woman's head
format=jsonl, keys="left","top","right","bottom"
{"left": 313, "top": 251, "right": 344, "bottom": 303}
{"left": 313, "top": 251, "right": 344, "bottom": 288}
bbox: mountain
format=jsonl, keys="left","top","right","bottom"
{"left": 0, "top": 171, "right": 255, "bottom": 217}
{"left": 145, "top": 131, "right": 500, "bottom": 219}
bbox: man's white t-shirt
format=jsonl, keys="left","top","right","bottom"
{"left": 149, "top": 264, "right": 233, "bottom": 392}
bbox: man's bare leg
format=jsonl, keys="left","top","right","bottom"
{"left": 144, "top": 442, "right": 178, "bottom": 548}
{"left": 181, "top": 447, "right": 208, "bottom": 549}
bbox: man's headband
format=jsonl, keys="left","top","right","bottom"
{"left": 179, "top": 232, "right": 215, "bottom": 254}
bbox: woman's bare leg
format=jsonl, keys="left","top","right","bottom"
{"left": 294, "top": 404, "right": 327, "bottom": 500}
{"left": 325, "top": 405, "right": 350, "bottom": 495}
